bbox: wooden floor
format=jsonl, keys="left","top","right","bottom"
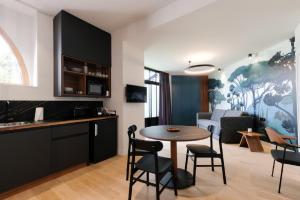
{"left": 2, "top": 139, "right": 300, "bottom": 200}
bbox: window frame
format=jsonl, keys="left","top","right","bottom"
{"left": 144, "top": 67, "right": 161, "bottom": 126}
{"left": 0, "top": 27, "right": 29, "bottom": 86}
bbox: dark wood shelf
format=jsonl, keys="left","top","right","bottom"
{"left": 64, "top": 70, "right": 109, "bottom": 80}
{"left": 61, "top": 93, "right": 110, "bottom": 98}
{"left": 64, "top": 70, "right": 85, "bottom": 76}
{"left": 86, "top": 74, "right": 109, "bottom": 79}
{"left": 61, "top": 93, "right": 87, "bottom": 97}
{"left": 86, "top": 94, "right": 111, "bottom": 98}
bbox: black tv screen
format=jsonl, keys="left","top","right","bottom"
{"left": 126, "top": 84, "right": 147, "bottom": 103}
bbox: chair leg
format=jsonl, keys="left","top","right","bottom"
{"left": 146, "top": 172, "right": 149, "bottom": 186}
{"left": 211, "top": 157, "right": 215, "bottom": 172}
{"left": 278, "top": 162, "right": 285, "bottom": 193}
{"left": 193, "top": 156, "right": 197, "bottom": 185}
{"left": 128, "top": 169, "right": 134, "bottom": 200}
{"left": 155, "top": 173, "right": 160, "bottom": 200}
{"left": 271, "top": 159, "right": 276, "bottom": 177}
{"left": 126, "top": 154, "right": 130, "bottom": 181}
{"left": 220, "top": 157, "right": 227, "bottom": 185}
{"left": 171, "top": 167, "right": 178, "bottom": 196}
{"left": 184, "top": 149, "right": 189, "bottom": 171}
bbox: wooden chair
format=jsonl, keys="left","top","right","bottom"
{"left": 128, "top": 138, "right": 177, "bottom": 200}
{"left": 126, "top": 125, "right": 149, "bottom": 182}
{"left": 184, "top": 125, "right": 226, "bottom": 185}
{"left": 265, "top": 127, "right": 300, "bottom": 193}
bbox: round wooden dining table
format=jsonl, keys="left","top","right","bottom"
{"left": 140, "top": 125, "right": 210, "bottom": 189}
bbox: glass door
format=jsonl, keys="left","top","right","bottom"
{"left": 144, "top": 68, "right": 160, "bottom": 127}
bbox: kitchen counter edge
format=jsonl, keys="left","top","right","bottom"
{"left": 0, "top": 115, "right": 118, "bottom": 133}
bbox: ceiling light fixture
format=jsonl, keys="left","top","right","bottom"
{"left": 248, "top": 53, "right": 257, "bottom": 58}
{"left": 184, "top": 61, "right": 216, "bottom": 75}
{"left": 248, "top": 53, "right": 258, "bottom": 64}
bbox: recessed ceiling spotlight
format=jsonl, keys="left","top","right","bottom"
{"left": 184, "top": 61, "right": 216, "bottom": 75}
{"left": 248, "top": 53, "right": 258, "bottom": 64}
{"left": 248, "top": 53, "right": 257, "bottom": 58}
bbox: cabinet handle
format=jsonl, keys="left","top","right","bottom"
{"left": 95, "top": 124, "right": 98, "bottom": 136}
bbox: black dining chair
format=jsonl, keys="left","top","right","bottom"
{"left": 128, "top": 138, "right": 177, "bottom": 200}
{"left": 184, "top": 125, "right": 226, "bottom": 185}
{"left": 265, "top": 127, "right": 300, "bottom": 193}
{"left": 126, "top": 125, "right": 149, "bottom": 183}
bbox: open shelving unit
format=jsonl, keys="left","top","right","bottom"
{"left": 59, "top": 55, "right": 111, "bottom": 98}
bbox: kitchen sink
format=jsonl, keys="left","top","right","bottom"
{"left": 0, "top": 121, "right": 33, "bottom": 128}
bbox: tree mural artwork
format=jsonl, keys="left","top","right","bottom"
{"left": 208, "top": 79, "right": 225, "bottom": 111}
{"left": 210, "top": 38, "right": 296, "bottom": 136}
{"left": 262, "top": 38, "right": 297, "bottom": 134}
{"left": 227, "top": 58, "right": 290, "bottom": 114}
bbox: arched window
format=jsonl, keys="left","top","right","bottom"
{"left": 0, "top": 28, "right": 29, "bottom": 85}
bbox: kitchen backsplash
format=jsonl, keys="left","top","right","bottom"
{"left": 0, "top": 101, "right": 103, "bottom": 122}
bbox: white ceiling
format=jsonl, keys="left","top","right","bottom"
{"left": 18, "top": 0, "right": 175, "bottom": 31}
{"left": 16, "top": 0, "right": 300, "bottom": 74}
{"left": 144, "top": 0, "right": 300, "bottom": 74}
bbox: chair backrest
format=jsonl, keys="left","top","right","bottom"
{"left": 130, "top": 138, "right": 163, "bottom": 153}
{"left": 208, "top": 125, "right": 224, "bottom": 154}
{"left": 208, "top": 125, "right": 220, "bottom": 141}
{"left": 208, "top": 125, "right": 214, "bottom": 135}
{"left": 265, "top": 127, "right": 287, "bottom": 145}
{"left": 128, "top": 125, "right": 137, "bottom": 139}
{"left": 130, "top": 138, "right": 163, "bottom": 175}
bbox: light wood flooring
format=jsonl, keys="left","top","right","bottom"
{"left": 2, "top": 139, "right": 300, "bottom": 200}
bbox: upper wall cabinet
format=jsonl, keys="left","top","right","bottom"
{"left": 54, "top": 11, "right": 111, "bottom": 97}
{"left": 54, "top": 11, "right": 111, "bottom": 67}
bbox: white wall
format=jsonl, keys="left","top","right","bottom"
{"left": 295, "top": 24, "right": 300, "bottom": 142}
{"left": 122, "top": 40, "right": 145, "bottom": 140}
{"left": 0, "top": 0, "right": 37, "bottom": 86}
{"left": 0, "top": 11, "right": 103, "bottom": 101}
{"left": 105, "top": 30, "right": 145, "bottom": 155}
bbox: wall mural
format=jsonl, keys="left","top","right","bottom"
{"left": 209, "top": 38, "right": 297, "bottom": 137}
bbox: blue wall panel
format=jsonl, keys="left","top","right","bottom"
{"left": 171, "top": 76, "right": 200, "bottom": 126}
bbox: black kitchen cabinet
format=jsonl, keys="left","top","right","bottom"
{"left": 0, "top": 117, "right": 117, "bottom": 193}
{"left": 54, "top": 10, "right": 112, "bottom": 98}
{"left": 0, "top": 128, "right": 51, "bottom": 192}
{"left": 90, "top": 118, "right": 117, "bottom": 163}
{"left": 54, "top": 10, "right": 111, "bottom": 67}
{"left": 51, "top": 123, "right": 89, "bottom": 172}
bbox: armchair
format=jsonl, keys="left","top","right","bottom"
{"left": 265, "top": 127, "right": 300, "bottom": 193}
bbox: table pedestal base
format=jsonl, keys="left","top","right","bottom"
{"left": 239, "top": 135, "right": 264, "bottom": 152}
{"left": 160, "top": 168, "right": 193, "bottom": 189}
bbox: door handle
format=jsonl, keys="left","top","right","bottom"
{"left": 95, "top": 124, "right": 98, "bottom": 136}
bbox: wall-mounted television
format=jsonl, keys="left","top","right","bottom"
{"left": 126, "top": 84, "right": 147, "bottom": 103}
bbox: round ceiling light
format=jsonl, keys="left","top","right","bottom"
{"left": 184, "top": 61, "right": 216, "bottom": 75}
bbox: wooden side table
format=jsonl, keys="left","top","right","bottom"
{"left": 237, "top": 131, "right": 264, "bottom": 152}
